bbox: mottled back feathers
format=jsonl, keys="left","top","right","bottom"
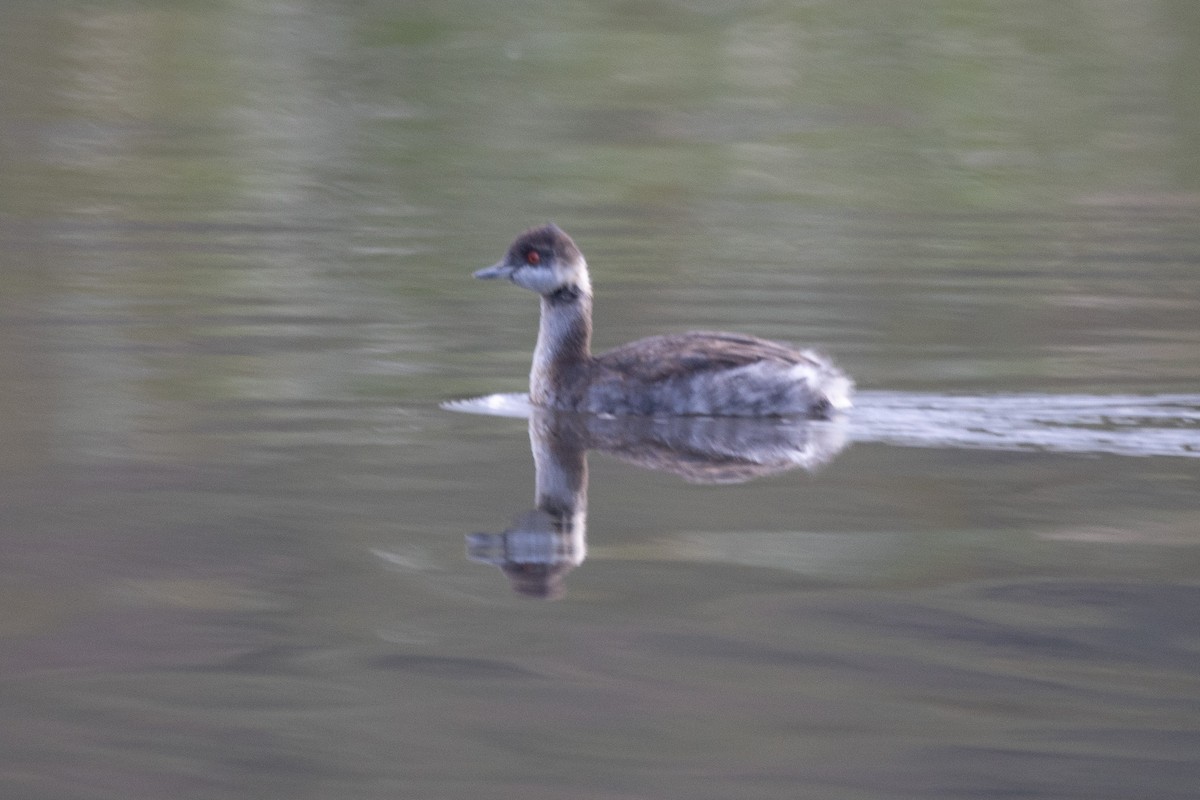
{"left": 476, "top": 225, "right": 852, "bottom": 418}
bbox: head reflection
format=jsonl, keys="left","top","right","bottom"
{"left": 467, "top": 407, "right": 846, "bottom": 599}
{"left": 467, "top": 410, "right": 588, "bottom": 600}
{"left": 466, "top": 509, "right": 583, "bottom": 600}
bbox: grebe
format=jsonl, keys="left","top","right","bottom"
{"left": 474, "top": 224, "right": 852, "bottom": 418}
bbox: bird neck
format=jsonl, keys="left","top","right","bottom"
{"left": 531, "top": 285, "right": 592, "bottom": 407}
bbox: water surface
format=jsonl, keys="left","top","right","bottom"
{"left": 2, "top": 3, "right": 1199, "bottom": 799}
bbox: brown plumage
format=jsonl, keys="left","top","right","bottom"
{"left": 474, "top": 224, "right": 852, "bottom": 418}
{"left": 595, "top": 331, "right": 821, "bottom": 380}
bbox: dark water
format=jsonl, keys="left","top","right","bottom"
{"left": 3, "top": 3, "right": 1200, "bottom": 799}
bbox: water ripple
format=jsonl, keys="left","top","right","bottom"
{"left": 851, "top": 392, "right": 1200, "bottom": 458}
{"left": 447, "top": 392, "right": 1200, "bottom": 458}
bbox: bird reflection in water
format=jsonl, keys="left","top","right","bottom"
{"left": 465, "top": 405, "right": 847, "bottom": 599}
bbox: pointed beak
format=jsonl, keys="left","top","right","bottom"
{"left": 474, "top": 261, "right": 514, "bottom": 280}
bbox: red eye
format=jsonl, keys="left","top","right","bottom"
{"left": 526, "top": 250, "right": 540, "bottom": 265}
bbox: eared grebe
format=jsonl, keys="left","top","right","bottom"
{"left": 474, "top": 224, "right": 852, "bottom": 418}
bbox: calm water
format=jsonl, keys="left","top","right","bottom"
{"left": 2, "top": 3, "right": 1200, "bottom": 799}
